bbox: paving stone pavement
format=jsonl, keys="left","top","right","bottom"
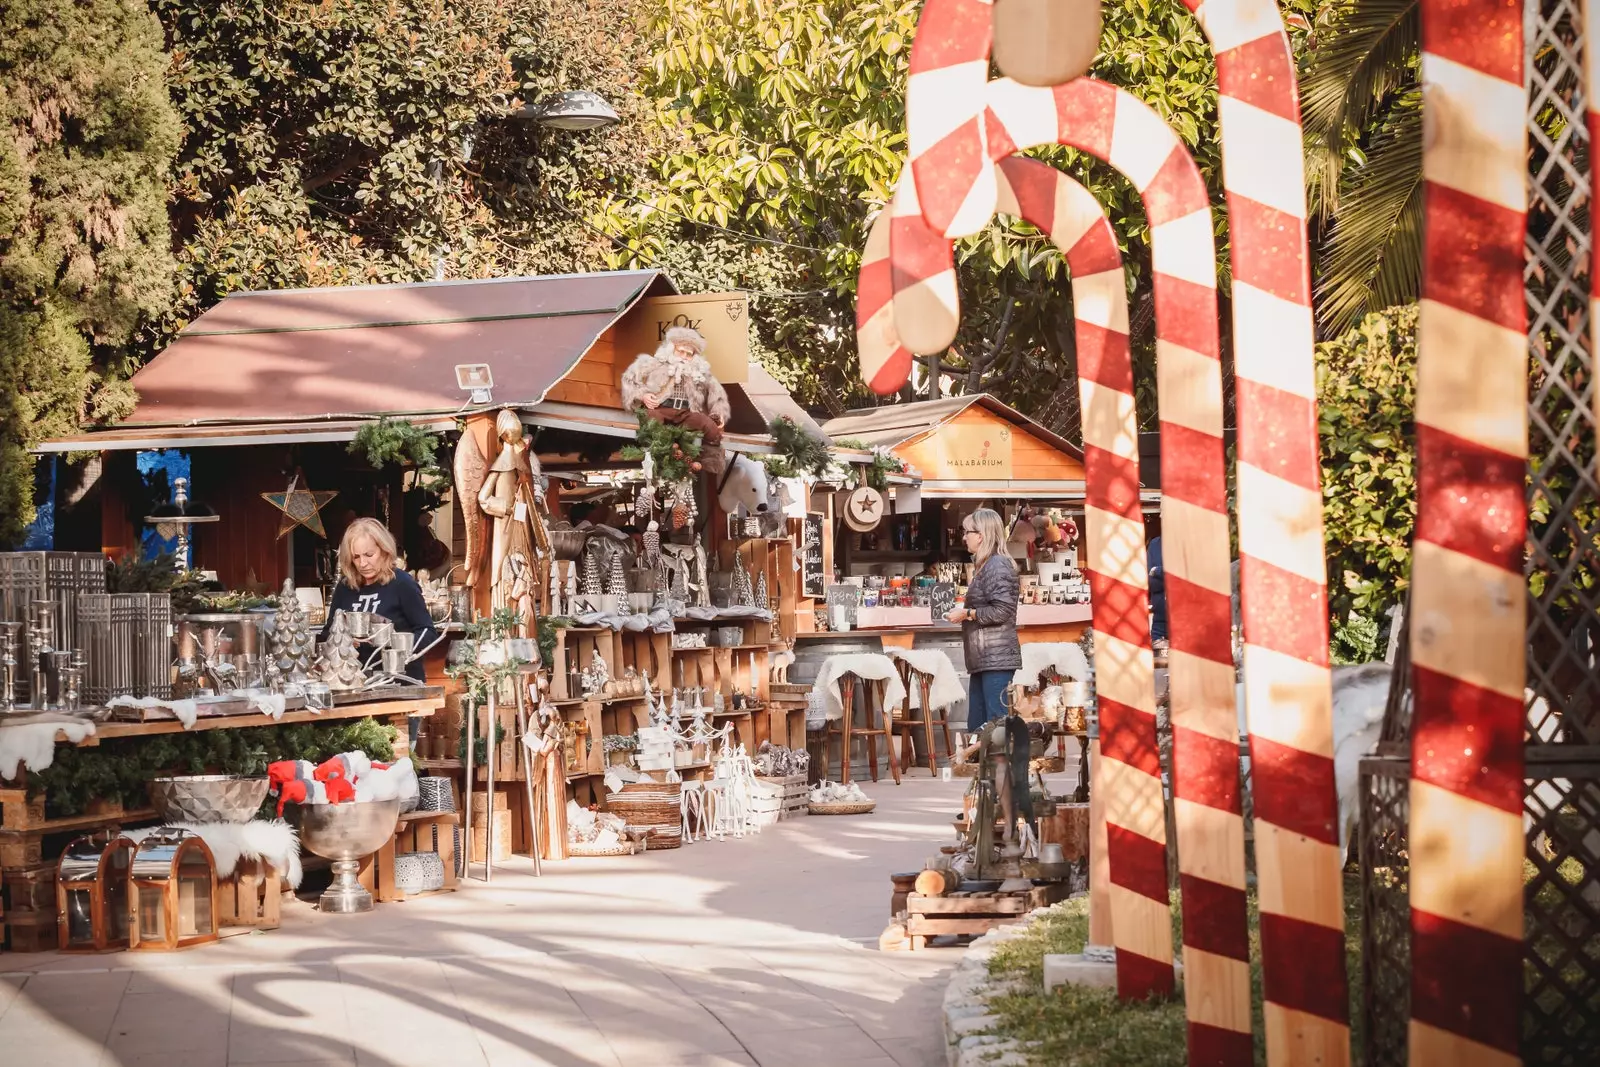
{"left": 0, "top": 776, "right": 968, "bottom": 1067}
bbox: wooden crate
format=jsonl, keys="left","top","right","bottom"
{"left": 361, "top": 810, "right": 462, "bottom": 903}
{"left": 750, "top": 774, "right": 807, "bottom": 827}
{"left": 902, "top": 891, "right": 1033, "bottom": 950}
{"left": 219, "top": 858, "right": 284, "bottom": 930}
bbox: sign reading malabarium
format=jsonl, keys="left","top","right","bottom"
{"left": 930, "top": 423, "right": 1012, "bottom": 479}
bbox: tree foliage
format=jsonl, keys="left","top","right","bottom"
{"left": 1297, "top": 0, "right": 1422, "bottom": 335}
{"left": 1308, "top": 302, "right": 1507, "bottom": 660}
{"left": 609, "top": 0, "right": 1320, "bottom": 428}
{"left": 149, "top": 0, "right": 659, "bottom": 345}
{"left": 0, "top": 0, "right": 181, "bottom": 544}
{"left": 1316, "top": 304, "right": 1417, "bottom": 643}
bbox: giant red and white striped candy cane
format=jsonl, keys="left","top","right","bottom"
{"left": 1172, "top": 2, "right": 1347, "bottom": 1061}
{"left": 993, "top": 155, "right": 1165, "bottom": 1002}
{"left": 1410, "top": 0, "right": 1527, "bottom": 1062}
{"left": 907, "top": 0, "right": 996, "bottom": 240}
{"left": 987, "top": 77, "right": 1238, "bottom": 1004}
{"left": 855, "top": 190, "right": 915, "bottom": 395}
{"left": 890, "top": 168, "right": 963, "bottom": 358}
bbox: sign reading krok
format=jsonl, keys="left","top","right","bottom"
{"left": 621, "top": 292, "right": 751, "bottom": 384}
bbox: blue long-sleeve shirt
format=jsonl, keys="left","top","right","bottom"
{"left": 320, "top": 570, "right": 439, "bottom": 681}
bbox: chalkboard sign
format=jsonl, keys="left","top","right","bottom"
{"left": 930, "top": 582, "right": 958, "bottom": 623}
{"left": 801, "top": 513, "right": 826, "bottom": 598}
{"left": 824, "top": 584, "right": 860, "bottom": 627}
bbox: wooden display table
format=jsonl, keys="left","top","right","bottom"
{"left": 0, "top": 690, "right": 444, "bottom": 950}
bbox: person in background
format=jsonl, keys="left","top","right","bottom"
{"left": 322, "top": 517, "right": 440, "bottom": 745}
{"left": 944, "top": 508, "right": 1022, "bottom": 729}
{"left": 1148, "top": 535, "right": 1168, "bottom": 644}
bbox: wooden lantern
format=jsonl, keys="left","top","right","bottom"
{"left": 56, "top": 831, "right": 136, "bottom": 953}
{"left": 128, "top": 828, "right": 219, "bottom": 951}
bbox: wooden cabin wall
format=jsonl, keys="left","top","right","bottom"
{"left": 543, "top": 328, "right": 622, "bottom": 408}
{"left": 190, "top": 449, "right": 295, "bottom": 590}
{"left": 894, "top": 406, "right": 1087, "bottom": 483}
{"left": 98, "top": 451, "right": 139, "bottom": 561}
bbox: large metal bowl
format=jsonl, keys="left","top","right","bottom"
{"left": 149, "top": 775, "right": 270, "bottom": 824}
{"left": 289, "top": 798, "right": 401, "bottom": 913}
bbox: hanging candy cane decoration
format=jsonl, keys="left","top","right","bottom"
{"left": 856, "top": 191, "right": 916, "bottom": 395}
{"left": 907, "top": 0, "right": 996, "bottom": 240}
{"left": 1409, "top": 0, "right": 1527, "bottom": 1062}
{"left": 1163, "top": 1, "right": 1347, "bottom": 1060}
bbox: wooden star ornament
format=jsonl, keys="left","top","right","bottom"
{"left": 261, "top": 475, "right": 338, "bottom": 539}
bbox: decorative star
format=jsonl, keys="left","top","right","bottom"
{"left": 261, "top": 477, "right": 339, "bottom": 540}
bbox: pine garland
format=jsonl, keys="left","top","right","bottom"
{"left": 27, "top": 717, "right": 398, "bottom": 818}
{"left": 620, "top": 414, "right": 702, "bottom": 483}
{"left": 348, "top": 417, "right": 441, "bottom": 470}
{"left": 768, "top": 417, "right": 833, "bottom": 478}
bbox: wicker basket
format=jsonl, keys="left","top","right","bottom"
{"left": 605, "top": 781, "right": 683, "bottom": 850}
{"left": 567, "top": 839, "right": 642, "bottom": 858}
{"left": 808, "top": 801, "right": 876, "bottom": 816}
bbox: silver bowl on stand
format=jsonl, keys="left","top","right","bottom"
{"left": 289, "top": 798, "right": 400, "bottom": 913}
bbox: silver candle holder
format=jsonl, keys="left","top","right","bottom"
{"left": 0, "top": 620, "right": 21, "bottom": 712}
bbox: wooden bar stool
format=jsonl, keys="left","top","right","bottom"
{"left": 894, "top": 662, "right": 955, "bottom": 774}
{"left": 825, "top": 672, "right": 902, "bottom": 785}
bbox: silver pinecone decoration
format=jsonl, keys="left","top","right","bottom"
{"left": 642, "top": 520, "right": 661, "bottom": 567}
{"left": 754, "top": 569, "right": 769, "bottom": 611}
{"left": 581, "top": 548, "right": 602, "bottom": 595}
{"left": 607, "top": 552, "right": 628, "bottom": 599}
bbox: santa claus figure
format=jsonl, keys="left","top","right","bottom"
{"left": 621, "top": 326, "right": 732, "bottom": 474}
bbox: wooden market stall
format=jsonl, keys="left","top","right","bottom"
{"left": 20, "top": 267, "right": 827, "bottom": 886}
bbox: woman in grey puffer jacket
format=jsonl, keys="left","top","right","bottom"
{"left": 944, "top": 508, "right": 1022, "bottom": 729}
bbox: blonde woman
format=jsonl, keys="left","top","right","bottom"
{"left": 320, "top": 517, "right": 439, "bottom": 687}
{"left": 944, "top": 508, "right": 1022, "bottom": 729}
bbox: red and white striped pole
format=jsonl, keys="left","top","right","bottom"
{"left": 1176, "top": 1, "right": 1345, "bottom": 1061}
{"left": 1410, "top": 0, "right": 1527, "bottom": 1062}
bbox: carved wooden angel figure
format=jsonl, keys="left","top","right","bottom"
{"left": 473, "top": 409, "right": 545, "bottom": 642}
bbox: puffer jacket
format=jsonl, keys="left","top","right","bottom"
{"left": 961, "top": 553, "right": 1022, "bottom": 673}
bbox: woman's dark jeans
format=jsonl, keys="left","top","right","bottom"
{"left": 966, "top": 670, "right": 1013, "bottom": 731}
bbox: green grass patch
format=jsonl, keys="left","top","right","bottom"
{"left": 981, "top": 877, "right": 1364, "bottom": 1066}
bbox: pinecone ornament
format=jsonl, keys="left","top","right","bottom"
{"left": 581, "top": 548, "right": 602, "bottom": 596}
{"left": 643, "top": 520, "right": 661, "bottom": 567}
{"left": 634, "top": 485, "right": 652, "bottom": 520}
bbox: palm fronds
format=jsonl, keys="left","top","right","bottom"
{"left": 1300, "top": 0, "right": 1420, "bottom": 220}
{"left": 1313, "top": 96, "right": 1423, "bottom": 336}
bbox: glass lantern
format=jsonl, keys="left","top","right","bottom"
{"left": 55, "top": 832, "right": 135, "bottom": 952}
{"left": 129, "top": 828, "right": 219, "bottom": 951}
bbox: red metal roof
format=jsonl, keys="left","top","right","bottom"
{"left": 124, "top": 270, "right": 673, "bottom": 425}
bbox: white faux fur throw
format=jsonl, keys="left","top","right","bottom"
{"left": 813, "top": 652, "right": 907, "bottom": 723}
{"left": 0, "top": 719, "right": 96, "bottom": 778}
{"left": 109, "top": 694, "right": 202, "bottom": 728}
{"left": 122, "top": 820, "right": 303, "bottom": 889}
{"left": 1012, "top": 642, "right": 1091, "bottom": 688}
{"left": 884, "top": 648, "right": 965, "bottom": 712}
